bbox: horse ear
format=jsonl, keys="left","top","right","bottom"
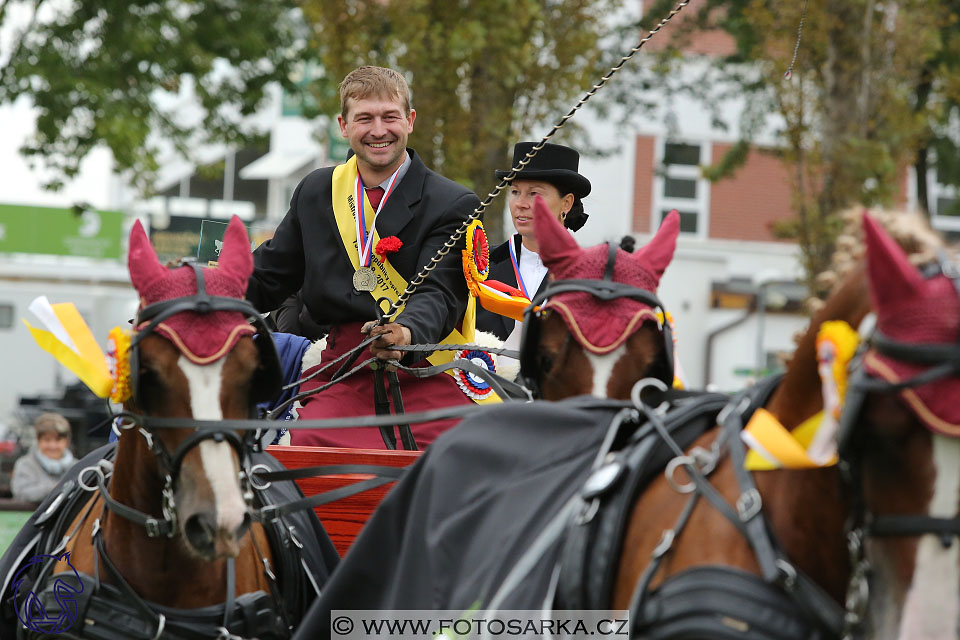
{"left": 216, "top": 216, "right": 254, "bottom": 286}
{"left": 128, "top": 219, "right": 168, "bottom": 293}
{"left": 634, "top": 210, "right": 680, "bottom": 285}
{"left": 534, "top": 194, "right": 581, "bottom": 273}
{"left": 863, "top": 212, "right": 924, "bottom": 310}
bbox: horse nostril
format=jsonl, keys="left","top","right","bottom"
{"left": 235, "top": 511, "right": 252, "bottom": 540}
{"left": 184, "top": 512, "right": 216, "bottom": 556}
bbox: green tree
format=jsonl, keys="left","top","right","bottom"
{"left": 298, "top": 0, "right": 621, "bottom": 240}
{"left": 911, "top": 0, "right": 960, "bottom": 217}
{"left": 623, "top": 0, "right": 946, "bottom": 295}
{"left": 0, "top": 0, "right": 303, "bottom": 191}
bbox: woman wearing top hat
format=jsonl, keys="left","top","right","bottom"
{"left": 476, "top": 141, "right": 591, "bottom": 342}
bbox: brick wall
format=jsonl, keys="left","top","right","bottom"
{"left": 631, "top": 136, "right": 914, "bottom": 242}
{"left": 645, "top": 3, "right": 737, "bottom": 58}
{"left": 893, "top": 164, "right": 910, "bottom": 207}
{"left": 709, "top": 143, "right": 794, "bottom": 242}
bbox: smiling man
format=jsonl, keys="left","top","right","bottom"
{"left": 247, "top": 66, "right": 482, "bottom": 449}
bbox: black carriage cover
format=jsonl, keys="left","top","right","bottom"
{"left": 0, "top": 442, "right": 340, "bottom": 638}
{"left": 293, "top": 397, "right": 643, "bottom": 639}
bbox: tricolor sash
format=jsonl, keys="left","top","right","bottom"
{"left": 331, "top": 156, "right": 500, "bottom": 404}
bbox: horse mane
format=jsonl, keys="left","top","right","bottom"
{"left": 807, "top": 207, "right": 943, "bottom": 314}
{"left": 773, "top": 207, "right": 944, "bottom": 429}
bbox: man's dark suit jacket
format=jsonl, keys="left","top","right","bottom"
{"left": 475, "top": 234, "right": 549, "bottom": 341}
{"left": 248, "top": 149, "right": 481, "bottom": 348}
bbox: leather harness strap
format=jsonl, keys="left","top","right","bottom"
{"left": 549, "top": 378, "right": 848, "bottom": 638}
{"left": 372, "top": 366, "right": 397, "bottom": 449}
{"left": 386, "top": 370, "right": 418, "bottom": 451}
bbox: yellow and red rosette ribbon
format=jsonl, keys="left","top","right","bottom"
{"left": 815, "top": 320, "right": 860, "bottom": 403}
{"left": 107, "top": 326, "right": 133, "bottom": 403}
{"left": 462, "top": 220, "right": 489, "bottom": 296}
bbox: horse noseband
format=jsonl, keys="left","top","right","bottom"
{"left": 151, "top": 428, "right": 251, "bottom": 487}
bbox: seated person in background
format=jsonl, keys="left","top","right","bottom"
{"left": 476, "top": 141, "right": 591, "bottom": 345}
{"left": 11, "top": 413, "right": 75, "bottom": 503}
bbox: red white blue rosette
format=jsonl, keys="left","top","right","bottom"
{"left": 453, "top": 348, "right": 497, "bottom": 400}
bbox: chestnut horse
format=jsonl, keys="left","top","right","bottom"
{"left": 614, "top": 210, "right": 960, "bottom": 639}
{"left": 2, "top": 218, "right": 333, "bottom": 639}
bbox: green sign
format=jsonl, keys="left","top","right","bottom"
{"left": 198, "top": 220, "right": 229, "bottom": 265}
{"left": 197, "top": 219, "right": 268, "bottom": 265}
{"left": 0, "top": 203, "right": 124, "bottom": 259}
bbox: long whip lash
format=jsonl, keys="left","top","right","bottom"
{"left": 784, "top": 0, "right": 809, "bottom": 80}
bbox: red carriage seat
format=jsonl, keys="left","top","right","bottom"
{"left": 266, "top": 445, "right": 420, "bottom": 556}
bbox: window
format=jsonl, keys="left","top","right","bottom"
{"left": 911, "top": 151, "right": 960, "bottom": 231}
{"left": 663, "top": 143, "right": 701, "bottom": 166}
{"left": 936, "top": 196, "right": 960, "bottom": 219}
{"left": 663, "top": 177, "right": 697, "bottom": 199}
{"left": 653, "top": 140, "right": 711, "bottom": 236}
{"left": 929, "top": 175, "right": 960, "bottom": 230}
{"left": 661, "top": 209, "right": 700, "bottom": 234}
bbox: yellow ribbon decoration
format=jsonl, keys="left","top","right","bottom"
{"left": 742, "top": 320, "right": 860, "bottom": 470}
{"left": 24, "top": 299, "right": 113, "bottom": 398}
{"left": 107, "top": 326, "right": 132, "bottom": 403}
{"left": 743, "top": 409, "right": 836, "bottom": 470}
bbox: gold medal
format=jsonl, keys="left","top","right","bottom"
{"left": 353, "top": 266, "right": 377, "bottom": 292}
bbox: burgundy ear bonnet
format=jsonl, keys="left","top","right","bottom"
{"left": 862, "top": 213, "right": 960, "bottom": 436}
{"left": 128, "top": 216, "right": 255, "bottom": 364}
{"left": 533, "top": 196, "right": 679, "bottom": 354}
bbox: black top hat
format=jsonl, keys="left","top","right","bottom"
{"left": 495, "top": 141, "right": 591, "bottom": 199}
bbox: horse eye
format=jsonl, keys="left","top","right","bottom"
{"left": 538, "top": 355, "right": 554, "bottom": 374}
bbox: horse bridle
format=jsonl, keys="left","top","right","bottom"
{"left": 519, "top": 242, "right": 675, "bottom": 397}
{"left": 832, "top": 253, "right": 960, "bottom": 635}
{"left": 622, "top": 254, "right": 960, "bottom": 639}
{"left": 101, "top": 263, "right": 280, "bottom": 538}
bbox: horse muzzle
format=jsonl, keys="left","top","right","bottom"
{"left": 182, "top": 508, "right": 252, "bottom": 560}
